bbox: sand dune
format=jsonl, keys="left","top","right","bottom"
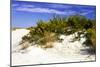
{"left": 12, "top": 29, "right": 95, "bottom": 66}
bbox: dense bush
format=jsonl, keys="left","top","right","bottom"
{"left": 21, "top": 15, "right": 96, "bottom": 50}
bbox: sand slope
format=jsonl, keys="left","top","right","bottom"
{"left": 12, "top": 29, "right": 95, "bottom": 66}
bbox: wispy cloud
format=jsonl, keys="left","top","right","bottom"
{"left": 16, "top": 7, "right": 66, "bottom": 14}
{"left": 12, "top": 4, "right": 35, "bottom": 7}
{"left": 16, "top": 7, "right": 77, "bottom": 15}
{"left": 22, "top": 4, "right": 35, "bottom": 7}
{"left": 80, "top": 10, "right": 94, "bottom": 15}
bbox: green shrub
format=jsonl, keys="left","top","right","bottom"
{"left": 21, "top": 15, "right": 96, "bottom": 51}
{"left": 84, "top": 29, "right": 96, "bottom": 49}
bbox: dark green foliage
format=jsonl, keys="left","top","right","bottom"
{"left": 84, "top": 20, "right": 93, "bottom": 30}
{"left": 84, "top": 29, "right": 96, "bottom": 49}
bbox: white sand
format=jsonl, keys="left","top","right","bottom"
{"left": 12, "top": 29, "right": 30, "bottom": 52}
{"left": 12, "top": 29, "right": 95, "bottom": 66}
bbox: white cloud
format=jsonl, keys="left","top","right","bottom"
{"left": 80, "top": 11, "right": 94, "bottom": 15}
{"left": 22, "top": 4, "right": 35, "bottom": 7}
{"left": 16, "top": 7, "right": 67, "bottom": 14}
{"left": 12, "top": 4, "right": 35, "bottom": 8}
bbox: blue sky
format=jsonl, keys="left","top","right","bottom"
{"left": 12, "top": 0, "right": 96, "bottom": 28}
